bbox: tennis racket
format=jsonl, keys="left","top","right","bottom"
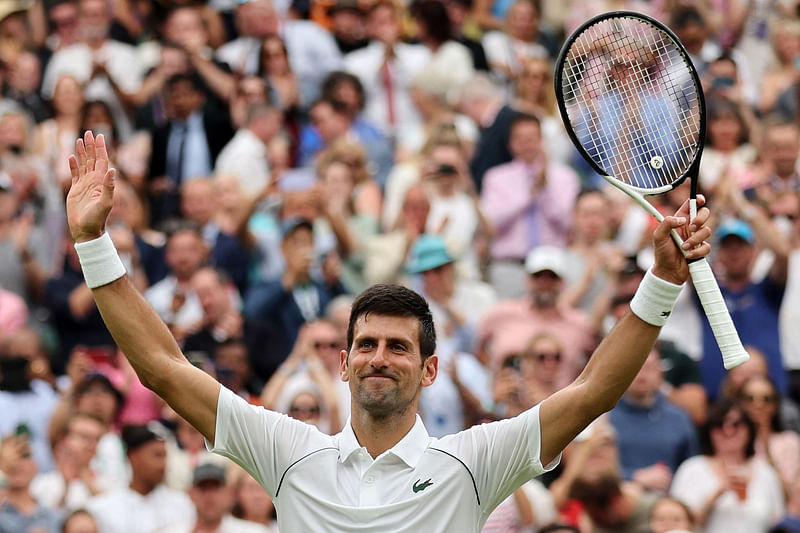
{"left": 555, "top": 11, "right": 749, "bottom": 369}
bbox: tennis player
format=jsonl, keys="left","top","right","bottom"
{"left": 66, "top": 132, "right": 712, "bottom": 532}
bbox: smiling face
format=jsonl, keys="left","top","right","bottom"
{"left": 341, "top": 314, "right": 437, "bottom": 420}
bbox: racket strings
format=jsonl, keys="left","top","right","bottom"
{"left": 561, "top": 16, "right": 701, "bottom": 191}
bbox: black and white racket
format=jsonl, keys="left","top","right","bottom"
{"left": 555, "top": 11, "right": 749, "bottom": 369}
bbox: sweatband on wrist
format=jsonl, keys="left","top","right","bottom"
{"left": 74, "top": 232, "right": 127, "bottom": 289}
{"left": 629, "top": 267, "right": 684, "bottom": 327}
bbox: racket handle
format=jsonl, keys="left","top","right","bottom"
{"left": 688, "top": 259, "right": 749, "bottom": 369}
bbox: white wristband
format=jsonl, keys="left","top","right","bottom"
{"left": 74, "top": 232, "right": 127, "bottom": 289}
{"left": 629, "top": 267, "right": 684, "bottom": 327}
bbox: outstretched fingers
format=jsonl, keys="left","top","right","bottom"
{"left": 95, "top": 134, "right": 109, "bottom": 175}
{"left": 84, "top": 130, "right": 96, "bottom": 172}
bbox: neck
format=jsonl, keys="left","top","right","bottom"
{"left": 7, "top": 488, "right": 36, "bottom": 511}
{"left": 624, "top": 391, "right": 656, "bottom": 408}
{"left": 194, "top": 515, "right": 224, "bottom": 532}
{"left": 130, "top": 476, "right": 157, "bottom": 496}
{"left": 714, "top": 450, "right": 746, "bottom": 464}
{"left": 350, "top": 405, "right": 417, "bottom": 459}
{"left": 724, "top": 274, "right": 749, "bottom": 292}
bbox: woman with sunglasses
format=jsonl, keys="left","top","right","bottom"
{"left": 670, "top": 398, "right": 784, "bottom": 533}
{"left": 738, "top": 375, "right": 800, "bottom": 495}
{"left": 521, "top": 332, "right": 564, "bottom": 406}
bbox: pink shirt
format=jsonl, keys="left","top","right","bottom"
{"left": 481, "top": 159, "right": 579, "bottom": 261}
{"left": 477, "top": 299, "right": 596, "bottom": 388}
{"left": 0, "top": 289, "right": 28, "bottom": 335}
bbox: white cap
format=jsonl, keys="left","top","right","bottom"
{"left": 524, "top": 245, "right": 567, "bottom": 278}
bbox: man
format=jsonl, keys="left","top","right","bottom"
{"left": 66, "top": 131, "right": 711, "bottom": 531}
{"left": 42, "top": 0, "right": 142, "bottom": 140}
{"left": 743, "top": 120, "right": 800, "bottom": 218}
{"left": 481, "top": 114, "right": 580, "bottom": 297}
{"left": 328, "top": 0, "right": 368, "bottom": 54}
{"left": 244, "top": 218, "right": 345, "bottom": 368}
{"left": 477, "top": 245, "right": 597, "bottom": 389}
{"left": 608, "top": 350, "right": 699, "bottom": 493}
{"left": 702, "top": 218, "right": 788, "bottom": 397}
{"left": 159, "top": 463, "right": 274, "bottom": 533}
{"left": 214, "top": 103, "right": 283, "bottom": 198}
{"left": 147, "top": 73, "right": 234, "bottom": 225}
{"left": 87, "top": 424, "right": 194, "bottom": 533}
{"left": 343, "top": 0, "right": 430, "bottom": 145}
{"left": 459, "top": 73, "right": 516, "bottom": 191}
{"left": 144, "top": 226, "right": 207, "bottom": 342}
{"left": 179, "top": 178, "right": 250, "bottom": 294}
{"left": 183, "top": 267, "right": 243, "bottom": 358}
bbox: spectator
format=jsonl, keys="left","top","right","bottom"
{"left": 213, "top": 339, "right": 263, "bottom": 404}
{"left": 31, "top": 412, "right": 107, "bottom": 511}
{"left": 343, "top": 1, "right": 430, "bottom": 145}
{"left": 146, "top": 73, "right": 234, "bottom": 225}
{"left": 86, "top": 424, "right": 194, "bottom": 533}
{"left": 698, "top": 98, "right": 756, "bottom": 199}
{"left": 0, "top": 434, "right": 62, "bottom": 533}
{"left": 183, "top": 267, "right": 243, "bottom": 358}
{"left": 159, "top": 462, "right": 273, "bottom": 533}
{"left": 327, "top": 0, "right": 368, "bottom": 54}
{"left": 257, "top": 35, "right": 301, "bottom": 114}
{"left": 443, "top": 0, "right": 489, "bottom": 72}
{"left": 144, "top": 226, "right": 206, "bottom": 343}
{"left": 301, "top": 97, "right": 393, "bottom": 186}
{"left": 61, "top": 509, "right": 99, "bottom": 533}
{"left": 215, "top": 103, "right": 283, "bottom": 198}
{"left": 701, "top": 218, "right": 788, "bottom": 398}
{"left": 512, "top": 56, "right": 571, "bottom": 165}
{"left": 480, "top": 114, "right": 579, "bottom": 297}
{"left": 738, "top": 375, "right": 800, "bottom": 492}
{"left": 45, "top": 0, "right": 81, "bottom": 52}
{"left": 759, "top": 19, "right": 800, "bottom": 116}
{"left": 742, "top": 120, "right": 800, "bottom": 219}
{"left": 244, "top": 218, "right": 345, "bottom": 366}
{"left": 364, "top": 183, "right": 430, "bottom": 285}
{"left": 671, "top": 398, "right": 785, "bottom": 533}
{"left": 3, "top": 50, "right": 50, "bottom": 123}
{"left": 609, "top": 350, "right": 699, "bottom": 493}
{"left": 41, "top": 0, "right": 142, "bottom": 141}
{"left": 649, "top": 496, "right": 695, "bottom": 533}
{"left": 478, "top": 244, "right": 596, "bottom": 388}
{"left": 0, "top": 329, "right": 59, "bottom": 473}
{"left": 520, "top": 332, "right": 565, "bottom": 407}
{"left": 481, "top": 0, "right": 551, "bottom": 81}
{"left": 179, "top": 178, "right": 250, "bottom": 295}
{"left": 229, "top": 468, "right": 278, "bottom": 531}
{"left": 460, "top": 73, "right": 516, "bottom": 191}
{"left": 32, "top": 74, "right": 85, "bottom": 196}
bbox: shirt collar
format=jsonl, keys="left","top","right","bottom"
{"left": 338, "top": 414, "right": 431, "bottom": 468}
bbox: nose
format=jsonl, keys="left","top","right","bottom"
{"left": 369, "top": 342, "right": 389, "bottom": 369}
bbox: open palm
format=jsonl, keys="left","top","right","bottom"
{"left": 66, "top": 131, "right": 117, "bottom": 243}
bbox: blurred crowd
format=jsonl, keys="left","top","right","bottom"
{"left": 1, "top": 0, "right": 800, "bottom": 531}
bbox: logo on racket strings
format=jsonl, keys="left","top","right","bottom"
{"left": 650, "top": 156, "right": 664, "bottom": 170}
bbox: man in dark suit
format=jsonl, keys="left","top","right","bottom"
{"left": 147, "top": 73, "right": 233, "bottom": 226}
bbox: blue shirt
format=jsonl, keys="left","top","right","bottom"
{"left": 609, "top": 393, "right": 698, "bottom": 480}
{"left": 698, "top": 277, "right": 786, "bottom": 397}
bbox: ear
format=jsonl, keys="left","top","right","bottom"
{"left": 421, "top": 354, "right": 438, "bottom": 388}
{"left": 339, "top": 349, "right": 349, "bottom": 382}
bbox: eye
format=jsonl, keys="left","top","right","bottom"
{"left": 390, "top": 342, "right": 406, "bottom": 352}
{"left": 358, "top": 340, "right": 375, "bottom": 350}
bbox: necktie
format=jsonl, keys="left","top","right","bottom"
{"left": 381, "top": 60, "right": 395, "bottom": 127}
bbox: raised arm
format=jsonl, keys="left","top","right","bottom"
{"left": 66, "top": 131, "right": 220, "bottom": 442}
{"left": 538, "top": 197, "right": 712, "bottom": 465}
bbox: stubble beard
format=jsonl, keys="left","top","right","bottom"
{"left": 353, "top": 378, "right": 414, "bottom": 420}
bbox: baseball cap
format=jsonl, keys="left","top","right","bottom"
{"left": 0, "top": 0, "right": 31, "bottom": 22}
{"left": 406, "top": 235, "right": 453, "bottom": 274}
{"left": 524, "top": 245, "right": 566, "bottom": 278}
{"left": 716, "top": 218, "right": 754, "bottom": 244}
{"left": 192, "top": 462, "right": 226, "bottom": 485}
{"left": 281, "top": 217, "right": 313, "bottom": 240}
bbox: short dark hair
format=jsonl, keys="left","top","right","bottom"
{"left": 322, "top": 71, "right": 366, "bottom": 112}
{"left": 410, "top": 0, "right": 452, "bottom": 45}
{"left": 346, "top": 284, "right": 436, "bottom": 360}
{"left": 509, "top": 112, "right": 541, "bottom": 134}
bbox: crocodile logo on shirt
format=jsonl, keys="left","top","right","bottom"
{"left": 413, "top": 478, "right": 433, "bottom": 493}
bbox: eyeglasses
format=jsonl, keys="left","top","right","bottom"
{"left": 531, "top": 352, "right": 562, "bottom": 363}
{"left": 289, "top": 405, "right": 321, "bottom": 417}
{"left": 314, "top": 341, "right": 339, "bottom": 350}
{"left": 743, "top": 394, "right": 776, "bottom": 404}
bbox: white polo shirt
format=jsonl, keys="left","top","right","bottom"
{"left": 209, "top": 387, "right": 559, "bottom": 532}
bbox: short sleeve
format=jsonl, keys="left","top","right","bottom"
{"left": 207, "top": 386, "right": 332, "bottom": 496}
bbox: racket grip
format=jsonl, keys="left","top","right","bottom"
{"left": 688, "top": 259, "right": 749, "bottom": 369}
